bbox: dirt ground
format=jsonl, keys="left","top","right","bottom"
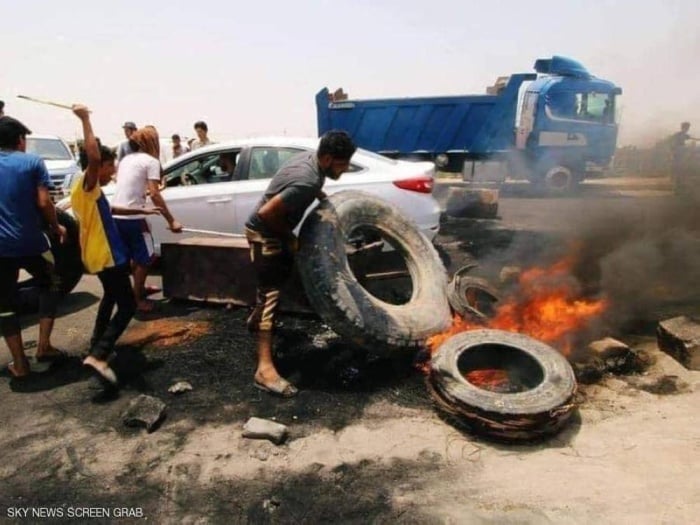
{"left": 1, "top": 178, "right": 699, "bottom": 524}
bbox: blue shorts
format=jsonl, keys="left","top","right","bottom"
{"left": 115, "top": 219, "right": 155, "bottom": 266}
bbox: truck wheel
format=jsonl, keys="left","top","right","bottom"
{"left": 297, "top": 190, "right": 451, "bottom": 350}
{"left": 542, "top": 165, "right": 578, "bottom": 195}
{"left": 428, "top": 329, "right": 577, "bottom": 441}
{"left": 17, "top": 210, "right": 84, "bottom": 314}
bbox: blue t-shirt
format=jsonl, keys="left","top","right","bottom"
{"left": 0, "top": 151, "right": 51, "bottom": 257}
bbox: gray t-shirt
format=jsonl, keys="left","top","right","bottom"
{"left": 246, "top": 151, "right": 325, "bottom": 235}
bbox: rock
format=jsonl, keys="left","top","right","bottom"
{"left": 122, "top": 395, "right": 167, "bottom": 432}
{"left": 572, "top": 357, "right": 605, "bottom": 384}
{"left": 168, "top": 381, "right": 193, "bottom": 395}
{"left": 587, "top": 337, "right": 633, "bottom": 373}
{"left": 243, "top": 417, "right": 288, "bottom": 445}
{"left": 499, "top": 266, "right": 521, "bottom": 285}
{"left": 657, "top": 316, "right": 700, "bottom": 370}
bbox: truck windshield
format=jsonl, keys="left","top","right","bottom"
{"left": 547, "top": 92, "right": 616, "bottom": 124}
{"left": 26, "top": 138, "right": 73, "bottom": 161}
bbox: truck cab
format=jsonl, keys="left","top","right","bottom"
{"left": 516, "top": 56, "right": 622, "bottom": 192}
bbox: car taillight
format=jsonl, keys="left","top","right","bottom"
{"left": 393, "top": 176, "right": 434, "bottom": 194}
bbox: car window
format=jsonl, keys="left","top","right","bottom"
{"left": 26, "top": 138, "right": 73, "bottom": 161}
{"left": 248, "top": 147, "right": 363, "bottom": 179}
{"left": 164, "top": 150, "right": 241, "bottom": 187}
{"left": 249, "top": 147, "right": 305, "bottom": 180}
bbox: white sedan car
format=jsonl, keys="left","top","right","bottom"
{"left": 60, "top": 137, "right": 441, "bottom": 254}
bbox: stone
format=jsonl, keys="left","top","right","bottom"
{"left": 168, "top": 381, "right": 193, "bottom": 395}
{"left": 587, "top": 337, "right": 633, "bottom": 372}
{"left": 657, "top": 316, "right": 700, "bottom": 370}
{"left": 122, "top": 395, "right": 167, "bottom": 432}
{"left": 243, "top": 417, "right": 288, "bottom": 445}
{"left": 499, "top": 265, "right": 521, "bottom": 285}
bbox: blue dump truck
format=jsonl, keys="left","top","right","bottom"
{"left": 316, "top": 56, "right": 622, "bottom": 193}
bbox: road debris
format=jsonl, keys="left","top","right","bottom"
{"left": 243, "top": 417, "right": 288, "bottom": 445}
{"left": 122, "top": 395, "right": 167, "bottom": 432}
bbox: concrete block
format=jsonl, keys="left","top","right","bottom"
{"left": 657, "top": 316, "right": 700, "bottom": 370}
{"left": 243, "top": 417, "right": 288, "bottom": 445}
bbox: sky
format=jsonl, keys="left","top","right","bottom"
{"left": 2, "top": 0, "right": 699, "bottom": 148}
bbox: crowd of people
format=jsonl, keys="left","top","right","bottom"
{"left": 0, "top": 98, "right": 357, "bottom": 400}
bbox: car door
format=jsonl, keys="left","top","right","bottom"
{"left": 231, "top": 146, "right": 308, "bottom": 234}
{"left": 149, "top": 148, "right": 242, "bottom": 252}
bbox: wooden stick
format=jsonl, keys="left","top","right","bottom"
{"left": 16, "top": 95, "right": 73, "bottom": 110}
{"left": 181, "top": 227, "right": 245, "bottom": 238}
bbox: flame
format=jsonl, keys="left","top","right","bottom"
{"left": 428, "top": 255, "right": 608, "bottom": 358}
{"left": 464, "top": 369, "right": 510, "bottom": 390}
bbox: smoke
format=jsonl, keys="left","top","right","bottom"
{"left": 571, "top": 194, "right": 700, "bottom": 328}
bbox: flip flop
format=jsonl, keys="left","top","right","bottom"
{"left": 254, "top": 377, "right": 298, "bottom": 398}
{"left": 83, "top": 360, "right": 118, "bottom": 386}
{"left": 36, "top": 349, "right": 69, "bottom": 363}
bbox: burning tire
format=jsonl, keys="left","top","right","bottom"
{"left": 447, "top": 265, "right": 500, "bottom": 319}
{"left": 17, "top": 209, "right": 83, "bottom": 314}
{"left": 297, "top": 190, "right": 451, "bottom": 349}
{"left": 428, "top": 329, "right": 577, "bottom": 442}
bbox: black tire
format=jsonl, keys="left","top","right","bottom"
{"left": 297, "top": 190, "right": 451, "bottom": 349}
{"left": 446, "top": 269, "right": 500, "bottom": 320}
{"left": 541, "top": 165, "right": 579, "bottom": 196}
{"left": 17, "top": 209, "right": 83, "bottom": 314}
{"left": 428, "top": 329, "right": 577, "bottom": 441}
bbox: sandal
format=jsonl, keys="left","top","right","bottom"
{"left": 83, "top": 359, "right": 118, "bottom": 386}
{"left": 35, "top": 348, "right": 69, "bottom": 363}
{"left": 254, "top": 377, "right": 298, "bottom": 398}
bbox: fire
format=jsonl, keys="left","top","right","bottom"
{"left": 428, "top": 256, "right": 608, "bottom": 358}
{"left": 464, "top": 369, "right": 510, "bottom": 390}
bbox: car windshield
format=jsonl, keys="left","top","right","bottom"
{"left": 26, "top": 138, "right": 73, "bottom": 161}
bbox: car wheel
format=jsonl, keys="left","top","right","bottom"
{"left": 428, "top": 329, "right": 577, "bottom": 442}
{"left": 297, "top": 190, "right": 451, "bottom": 350}
{"left": 17, "top": 209, "right": 84, "bottom": 314}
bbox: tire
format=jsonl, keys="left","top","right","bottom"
{"left": 428, "top": 329, "right": 577, "bottom": 441}
{"left": 17, "top": 209, "right": 83, "bottom": 314}
{"left": 297, "top": 190, "right": 451, "bottom": 349}
{"left": 542, "top": 165, "right": 578, "bottom": 196}
{"left": 446, "top": 268, "right": 500, "bottom": 320}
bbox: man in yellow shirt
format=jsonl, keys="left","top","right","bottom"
{"left": 70, "top": 105, "right": 160, "bottom": 392}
